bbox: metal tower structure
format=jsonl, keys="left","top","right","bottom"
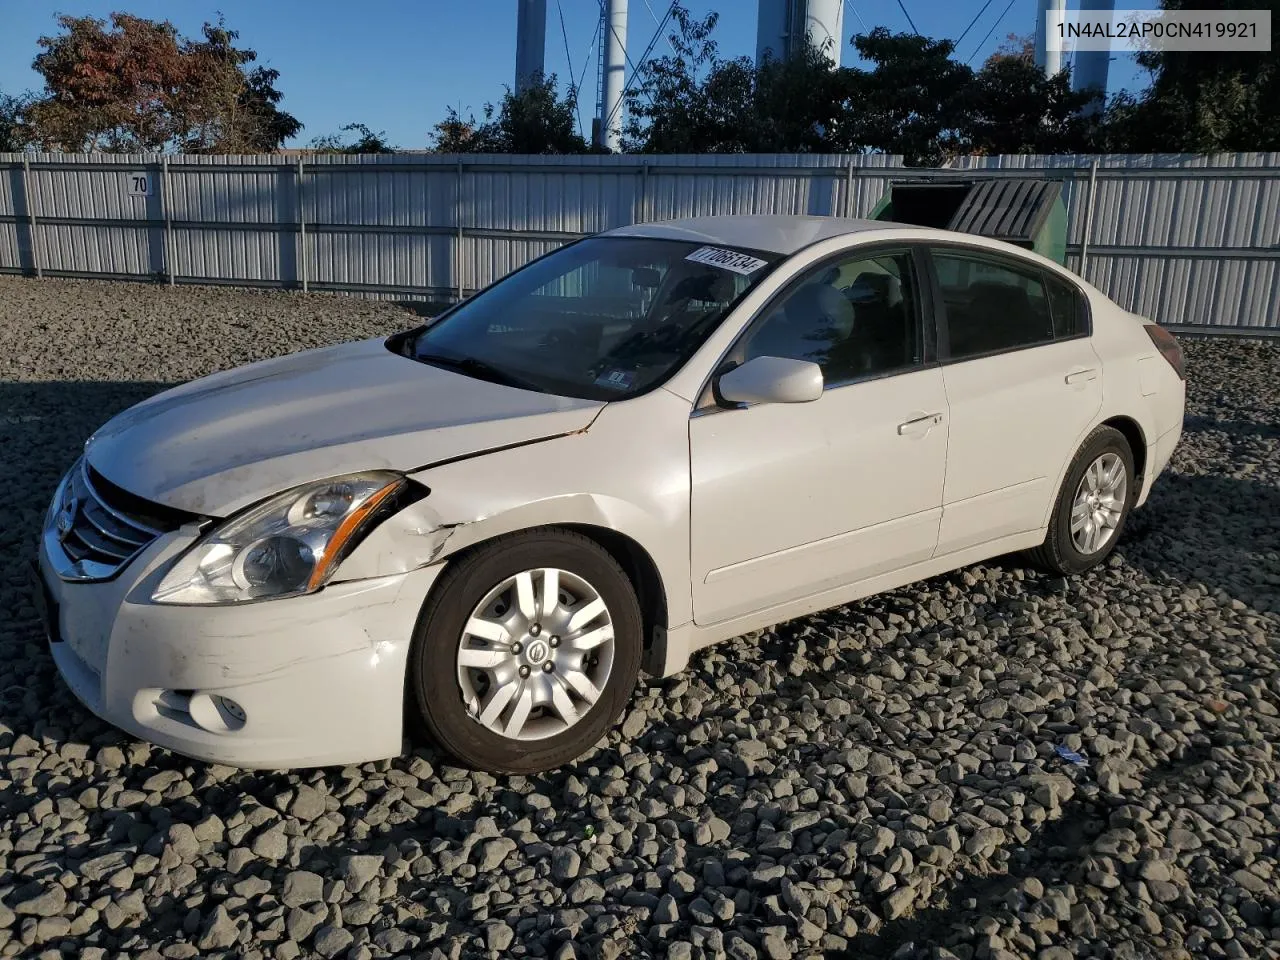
{"left": 1072, "top": 0, "right": 1115, "bottom": 113}
{"left": 1033, "top": 0, "right": 1067, "bottom": 76}
{"left": 755, "top": 0, "right": 845, "bottom": 67}
{"left": 593, "top": 0, "right": 629, "bottom": 152}
{"left": 515, "top": 0, "right": 548, "bottom": 94}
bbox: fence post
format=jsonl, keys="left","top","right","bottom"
{"left": 845, "top": 160, "right": 857, "bottom": 218}
{"left": 456, "top": 159, "right": 464, "bottom": 302}
{"left": 296, "top": 158, "right": 309, "bottom": 293}
{"left": 161, "top": 155, "right": 176, "bottom": 287}
{"left": 639, "top": 163, "right": 649, "bottom": 223}
{"left": 1079, "top": 159, "right": 1099, "bottom": 280}
{"left": 22, "top": 156, "right": 43, "bottom": 279}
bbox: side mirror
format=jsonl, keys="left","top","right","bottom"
{"left": 717, "top": 356, "right": 824, "bottom": 406}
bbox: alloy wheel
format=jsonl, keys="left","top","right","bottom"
{"left": 1070, "top": 452, "right": 1127, "bottom": 554}
{"left": 455, "top": 567, "right": 615, "bottom": 741}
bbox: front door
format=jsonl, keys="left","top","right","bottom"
{"left": 688, "top": 247, "right": 949, "bottom": 625}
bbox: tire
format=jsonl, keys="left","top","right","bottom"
{"left": 1026, "top": 425, "right": 1137, "bottom": 576}
{"left": 407, "top": 529, "right": 643, "bottom": 774}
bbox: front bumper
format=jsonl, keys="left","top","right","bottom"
{"left": 35, "top": 528, "right": 443, "bottom": 769}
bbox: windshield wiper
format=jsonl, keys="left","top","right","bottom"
{"left": 414, "top": 352, "right": 541, "bottom": 392}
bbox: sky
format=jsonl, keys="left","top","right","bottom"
{"left": 0, "top": 0, "right": 1151, "bottom": 149}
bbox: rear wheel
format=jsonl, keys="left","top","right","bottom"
{"left": 1026, "top": 425, "right": 1136, "bottom": 576}
{"left": 407, "top": 529, "right": 642, "bottom": 774}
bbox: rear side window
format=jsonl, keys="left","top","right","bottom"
{"left": 932, "top": 251, "right": 1054, "bottom": 360}
{"left": 1046, "top": 273, "right": 1089, "bottom": 339}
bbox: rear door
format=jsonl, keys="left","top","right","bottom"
{"left": 926, "top": 247, "right": 1103, "bottom": 555}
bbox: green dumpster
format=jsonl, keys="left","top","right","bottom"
{"left": 869, "top": 179, "right": 1068, "bottom": 266}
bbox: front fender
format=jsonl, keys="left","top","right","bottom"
{"left": 331, "top": 391, "right": 695, "bottom": 628}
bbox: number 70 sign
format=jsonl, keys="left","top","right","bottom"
{"left": 126, "top": 173, "right": 154, "bottom": 197}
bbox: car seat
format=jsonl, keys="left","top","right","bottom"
{"left": 747, "top": 282, "right": 854, "bottom": 369}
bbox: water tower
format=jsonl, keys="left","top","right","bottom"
{"left": 515, "top": 0, "right": 547, "bottom": 93}
{"left": 1071, "top": 0, "right": 1115, "bottom": 114}
{"left": 756, "top": 0, "right": 845, "bottom": 67}
{"left": 1034, "top": 0, "right": 1113, "bottom": 113}
{"left": 1033, "top": 0, "right": 1067, "bottom": 76}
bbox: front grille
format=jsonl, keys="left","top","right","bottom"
{"left": 49, "top": 460, "right": 197, "bottom": 581}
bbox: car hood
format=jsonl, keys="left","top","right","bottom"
{"left": 85, "top": 337, "right": 605, "bottom": 516}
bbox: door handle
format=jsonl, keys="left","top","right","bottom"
{"left": 897, "top": 412, "right": 944, "bottom": 436}
{"left": 1065, "top": 367, "right": 1099, "bottom": 385}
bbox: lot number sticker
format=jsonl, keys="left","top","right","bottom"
{"left": 684, "top": 245, "right": 769, "bottom": 276}
{"left": 126, "top": 173, "right": 154, "bottom": 197}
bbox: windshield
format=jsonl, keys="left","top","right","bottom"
{"left": 405, "top": 236, "right": 780, "bottom": 400}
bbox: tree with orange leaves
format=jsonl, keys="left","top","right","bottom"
{"left": 21, "top": 12, "right": 300, "bottom": 154}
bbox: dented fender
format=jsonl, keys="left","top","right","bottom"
{"left": 331, "top": 393, "right": 696, "bottom": 634}
{"left": 331, "top": 495, "right": 458, "bottom": 582}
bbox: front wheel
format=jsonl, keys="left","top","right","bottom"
{"left": 407, "top": 529, "right": 642, "bottom": 774}
{"left": 1026, "top": 425, "right": 1136, "bottom": 576}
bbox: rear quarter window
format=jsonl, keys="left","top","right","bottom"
{"left": 1045, "top": 273, "right": 1090, "bottom": 339}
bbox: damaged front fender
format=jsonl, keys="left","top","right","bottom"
{"left": 329, "top": 395, "right": 694, "bottom": 650}
{"left": 330, "top": 488, "right": 629, "bottom": 585}
{"left": 330, "top": 496, "right": 459, "bottom": 583}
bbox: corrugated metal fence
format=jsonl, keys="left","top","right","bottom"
{"left": 2, "top": 151, "right": 1278, "bottom": 331}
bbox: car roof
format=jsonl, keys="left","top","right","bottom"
{"left": 603, "top": 215, "right": 922, "bottom": 256}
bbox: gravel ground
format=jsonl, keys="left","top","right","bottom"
{"left": 1, "top": 276, "right": 1278, "bottom": 960}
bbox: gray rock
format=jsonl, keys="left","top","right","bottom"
{"left": 621, "top": 710, "right": 647, "bottom": 739}
{"left": 655, "top": 894, "right": 680, "bottom": 924}
{"left": 166, "top": 823, "right": 200, "bottom": 861}
{"left": 286, "top": 906, "right": 324, "bottom": 942}
{"left": 232, "top": 876, "right": 271, "bottom": 899}
{"left": 762, "top": 931, "right": 792, "bottom": 960}
{"left": 312, "top": 924, "right": 354, "bottom": 958}
{"left": 290, "top": 786, "right": 327, "bottom": 822}
{"left": 251, "top": 824, "right": 288, "bottom": 861}
{"left": 977, "top": 698, "right": 1009, "bottom": 720}
{"left": 866, "top": 754, "right": 897, "bottom": 777}
{"left": 373, "top": 929, "right": 419, "bottom": 953}
{"left": 485, "top": 921, "right": 515, "bottom": 951}
{"left": 281, "top": 871, "right": 324, "bottom": 908}
{"left": 780, "top": 879, "right": 810, "bottom": 916}
{"left": 883, "top": 886, "right": 915, "bottom": 920}
{"left": 340, "top": 854, "right": 383, "bottom": 891}
{"left": 861, "top": 826, "right": 895, "bottom": 857}
{"left": 552, "top": 847, "right": 582, "bottom": 881}
{"left": 196, "top": 905, "right": 239, "bottom": 950}
{"left": 193, "top": 814, "right": 225, "bottom": 844}
{"left": 477, "top": 837, "right": 516, "bottom": 872}
{"left": 568, "top": 878, "right": 605, "bottom": 904}
{"left": 10, "top": 883, "right": 66, "bottom": 918}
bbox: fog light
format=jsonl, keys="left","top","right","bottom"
{"left": 188, "top": 693, "right": 247, "bottom": 733}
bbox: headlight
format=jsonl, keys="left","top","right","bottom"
{"left": 152, "top": 471, "right": 405, "bottom": 605}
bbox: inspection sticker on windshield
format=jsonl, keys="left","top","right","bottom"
{"left": 684, "top": 246, "right": 769, "bottom": 276}
{"left": 594, "top": 369, "right": 635, "bottom": 390}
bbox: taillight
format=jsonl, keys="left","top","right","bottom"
{"left": 1144, "top": 324, "right": 1185, "bottom": 381}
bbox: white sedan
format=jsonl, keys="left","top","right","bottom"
{"left": 34, "top": 216, "right": 1186, "bottom": 773}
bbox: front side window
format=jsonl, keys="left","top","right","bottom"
{"left": 405, "top": 237, "right": 779, "bottom": 400}
{"left": 933, "top": 251, "right": 1054, "bottom": 360}
{"left": 740, "top": 250, "right": 921, "bottom": 385}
